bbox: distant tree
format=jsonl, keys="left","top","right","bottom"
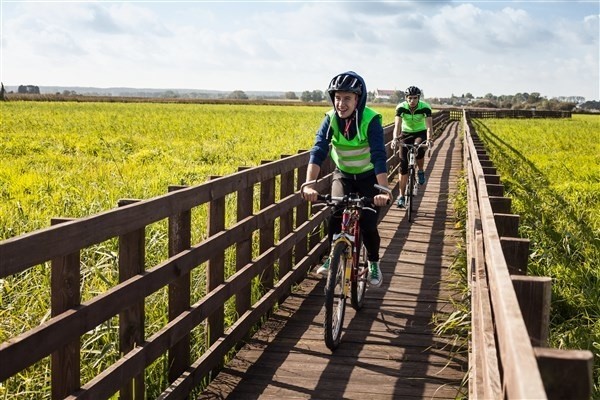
{"left": 0, "top": 82, "right": 5, "bottom": 101}
{"left": 300, "top": 91, "right": 312, "bottom": 102}
{"left": 284, "top": 91, "right": 297, "bottom": 100}
{"left": 464, "top": 93, "right": 474, "bottom": 99}
{"left": 162, "top": 90, "right": 179, "bottom": 98}
{"left": 390, "top": 91, "right": 403, "bottom": 104}
{"left": 578, "top": 100, "right": 600, "bottom": 111}
{"left": 311, "top": 90, "right": 324, "bottom": 102}
{"left": 18, "top": 85, "right": 40, "bottom": 94}
{"left": 228, "top": 90, "right": 248, "bottom": 100}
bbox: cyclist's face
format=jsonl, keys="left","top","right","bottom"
{"left": 406, "top": 95, "right": 419, "bottom": 105}
{"left": 334, "top": 91, "right": 358, "bottom": 119}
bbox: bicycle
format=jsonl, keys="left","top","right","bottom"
{"left": 300, "top": 180, "right": 392, "bottom": 351}
{"left": 396, "top": 140, "right": 431, "bottom": 223}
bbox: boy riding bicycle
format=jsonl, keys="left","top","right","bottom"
{"left": 301, "top": 71, "right": 391, "bottom": 287}
{"left": 391, "top": 86, "right": 433, "bottom": 208}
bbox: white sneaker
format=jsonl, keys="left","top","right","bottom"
{"left": 316, "top": 258, "right": 330, "bottom": 275}
{"left": 369, "top": 261, "right": 383, "bottom": 287}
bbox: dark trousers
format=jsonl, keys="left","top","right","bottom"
{"left": 398, "top": 131, "right": 427, "bottom": 175}
{"left": 328, "top": 170, "right": 381, "bottom": 262}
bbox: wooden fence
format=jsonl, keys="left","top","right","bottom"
{"left": 0, "top": 111, "right": 450, "bottom": 399}
{"left": 463, "top": 110, "right": 593, "bottom": 399}
{"left": 465, "top": 108, "right": 571, "bottom": 118}
{"left": 5, "top": 106, "right": 589, "bottom": 399}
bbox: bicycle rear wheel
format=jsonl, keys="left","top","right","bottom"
{"left": 324, "top": 241, "right": 347, "bottom": 350}
{"left": 351, "top": 239, "right": 367, "bottom": 310}
{"left": 407, "top": 169, "right": 415, "bottom": 222}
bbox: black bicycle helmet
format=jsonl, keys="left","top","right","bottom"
{"left": 327, "top": 73, "right": 363, "bottom": 96}
{"left": 405, "top": 86, "right": 422, "bottom": 97}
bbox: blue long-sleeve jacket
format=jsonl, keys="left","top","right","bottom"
{"left": 308, "top": 112, "right": 387, "bottom": 175}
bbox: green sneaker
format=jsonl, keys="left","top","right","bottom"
{"left": 396, "top": 196, "right": 405, "bottom": 208}
{"left": 418, "top": 170, "right": 426, "bottom": 185}
{"left": 369, "top": 261, "right": 383, "bottom": 287}
{"left": 316, "top": 258, "right": 330, "bottom": 275}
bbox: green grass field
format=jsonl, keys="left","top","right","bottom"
{"left": 472, "top": 114, "right": 600, "bottom": 395}
{"left": 0, "top": 101, "right": 397, "bottom": 240}
{"left": 0, "top": 100, "right": 398, "bottom": 398}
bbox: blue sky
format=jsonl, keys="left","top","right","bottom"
{"left": 1, "top": 1, "right": 598, "bottom": 100}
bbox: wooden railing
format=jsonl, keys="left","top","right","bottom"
{"left": 0, "top": 111, "right": 452, "bottom": 399}
{"left": 465, "top": 108, "right": 571, "bottom": 118}
{"left": 463, "top": 110, "right": 593, "bottom": 399}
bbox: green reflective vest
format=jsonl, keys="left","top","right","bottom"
{"left": 327, "top": 107, "right": 381, "bottom": 175}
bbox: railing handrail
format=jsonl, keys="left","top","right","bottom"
{"left": 464, "top": 113, "right": 547, "bottom": 398}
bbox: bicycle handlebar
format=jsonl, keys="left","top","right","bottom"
{"left": 300, "top": 180, "right": 392, "bottom": 207}
{"left": 396, "top": 140, "right": 431, "bottom": 150}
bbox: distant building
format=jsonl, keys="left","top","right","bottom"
{"left": 374, "top": 89, "right": 396, "bottom": 101}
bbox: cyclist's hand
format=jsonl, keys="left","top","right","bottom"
{"left": 427, "top": 139, "right": 434, "bottom": 148}
{"left": 301, "top": 185, "right": 319, "bottom": 202}
{"left": 391, "top": 139, "right": 398, "bottom": 151}
{"left": 374, "top": 193, "right": 391, "bottom": 207}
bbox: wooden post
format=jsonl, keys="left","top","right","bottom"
{"left": 50, "top": 218, "right": 80, "bottom": 400}
{"left": 486, "top": 183, "right": 504, "bottom": 197}
{"left": 260, "top": 161, "right": 275, "bottom": 292}
{"left": 511, "top": 276, "right": 551, "bottom": 347}
{"left": 494, "top": 213, "right": 520, "bottom": 237}
{"left": 501, "top": 237, "right": 530, "bottom": 275}
{"left": 295, "top": 153, "right": 309, "bottom": 267}
{"left": 279, "top": 156, "right": 295, "bottom": 302}
{"left": 483, "top": 174, "right": 500, "bottom": 185}
{"left": 117, "top": 200, "right": 146, "bottom": 400}
{"left": 482, "top": 166, "right": 497, "bottom": 175}
{"left": 534, "top": 347, "right": 593, "bottom": 400}
{"left": 489, "top": 196, "right": 512, "bottom": 214}
{"left": 167, "top": 186, "right": 191, "bottom": 385}
{"left": 208, "top": 176, "right": 225, "bottom": 347}
{"left": 236, "top": 167, "right": 253, "bottom": 320}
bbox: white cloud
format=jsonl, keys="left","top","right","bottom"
{"left": 1, "top": 1, "right": 598, "bottom": 99}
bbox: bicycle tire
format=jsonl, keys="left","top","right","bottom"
{"left": 350, "top": 240, "right": 368, "bottom": 310}
{"left": 324, "top": 241, "right": 347, "bottom": 350}
{"left": 407, "top": 169, "right": 415, "bottom": 222}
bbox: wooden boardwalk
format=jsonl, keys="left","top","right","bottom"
{"left": 200, "top": 122, "right": 467, "bottom": 399}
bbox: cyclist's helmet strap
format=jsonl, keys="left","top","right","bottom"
{"left": 405, "top": 86, "right": 422, "bottom": 97}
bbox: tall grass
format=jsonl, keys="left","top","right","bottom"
{"left": 0, "top": 101, "right": 397, "bottom": 398}
{"left": 472, "top": 114, "right": 600, "bottom": 396}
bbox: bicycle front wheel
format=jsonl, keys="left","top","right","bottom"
{"left": 324, "top": 241, "right": 347, "bottom": 351}
{"left": 407, "top": 169, "right": 415, "bottom": 222}
{"left": 351, "top": 240, "right": 368, "bottom": 310}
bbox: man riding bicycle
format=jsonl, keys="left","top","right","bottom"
{"left": 301, "top": 71, "right": 391, "bottom": 287}
{"left": 391, "top": 86, "right": 433, "bottom": 208}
